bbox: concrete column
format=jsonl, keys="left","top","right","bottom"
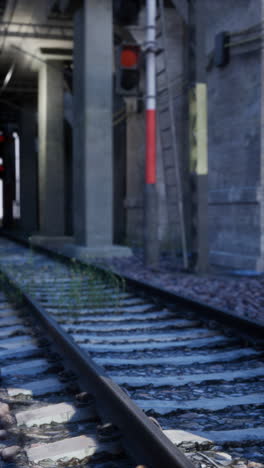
{"left": 73, "top": 0, "right": 113, "bottom": 247}
{"left": 38, "top": 60, "right": 65, "bottom": 236}
{"left": 19, "top": 108, "right": 38, "bottom": 234}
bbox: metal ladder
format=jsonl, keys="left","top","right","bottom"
{"left": 155, "top": 0, "right": 188, "bottom": 269}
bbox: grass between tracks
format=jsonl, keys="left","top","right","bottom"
{"left": 0, "top": 247, "right": 126, "bottom": 315}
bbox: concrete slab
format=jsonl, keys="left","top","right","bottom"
{"left": 0, "top": 335, "right": 35, "bottom": 349}
{"left": 16, "top": 402, "right": 96, "bottom": 427}
{"left": 59, "top": 243, "right": 133, "bottom": 259}
{"left": 26, "top": 278, "right": 74, "bottom": 285}
{"left": 0, "top": 325, "right": 29, "bottom": 338}
{"left": 29, "top": 238, "right": 132, "bottom": 258}
{"left": 113, "top": 366, "right": 264, "bottom": 387}
{"left": 28, "top": 280, "right": 108, "bottom": 289}
{"left": 48, "top": 303, "right": 153, "bottom": 315}
{"left": 0, "top": 308, "right": 20, "bottom": 318}
{"left": 135, "top": 393, "right": 264, "bottom": 414}
{"left": 40, "top": 299, "right": 135, "bottom": 311}
{"left": 164, "top": 429, "right": 211, "bottom": 446}
{"left": 40, "top": 291, "right": 133, "bottom": 302}
{"left": 83, "top": 336, "right": 230, "bottom": 354}
{"left": 110, "top": 297, "right": 145, "bottom": 306}
{"left": 62, "top": 319, "right": 200, "bottom": 333}
{"left": 29, "top": 235, "right": 73, "bottom": 248}
{"left": 0, "top": 345, "right": 40, "bottom": 361}
{"left": 97, "top": 348, "right": 260, "bottom": 367}
{"left": 73, "top": 328, "right": 217, "bottom": 344}
{"left": 0, "top": 317, "right": 23, "bottom": 327}
{"left": 59, "top": 310, "right": 175, "bottom": 323}
{"left": 27, "top": 434, "right": 118, "bottom": 463}
{"left": 7, "top": 377, "right": 65, "bottom": 397}
{"left": 38, "top": 295, "right": 140, "bottom": 306}
{"left": 1, "top": 359, "right": 50, "bottom": 377}
{"left": 84, "top": 336, "right": 231, "bottom": 353}
{"left": 38, "top": 280, "right": 127, "bottom": 288}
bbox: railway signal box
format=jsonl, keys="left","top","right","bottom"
{"left": 116, "top": 44, "right": 141, "bottom": 96}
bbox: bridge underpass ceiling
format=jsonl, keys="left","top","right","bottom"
{"left": 0, "top": 0, "right": 72, "bottom": 115}
{"left": 0, "top": 0, "right": 188, "bottom": 120}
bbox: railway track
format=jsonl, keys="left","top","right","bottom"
{"left": 0, "top": 285, "right": 131, "bottom": 467}
{"left": 0, "top": 235, "right": 263, "bottom": 468}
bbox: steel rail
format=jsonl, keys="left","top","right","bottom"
{"left": 2, "top": 230, "right": 263, "bottom": 343}
{"left": 115, "top": 274, "right": 264, "bottom": 342}
{"left": 0, "top": 256, "right": 195, "bottom": 468}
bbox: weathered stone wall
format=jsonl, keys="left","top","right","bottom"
{"left": 124, "top": 1, "right": 263, "bottom": 270}
{"left": 205, "top": 0, "right": 262, "bottom": 269}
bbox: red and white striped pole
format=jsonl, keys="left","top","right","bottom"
{"left": 144, "top": 0, "right": 159, "bottom": 266}
{"left": 146, "top": 0, "right": 157, "bottom": 186}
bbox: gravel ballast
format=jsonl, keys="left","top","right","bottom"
{"left": 95, "top": 253, "right": 264, "bottom": 327}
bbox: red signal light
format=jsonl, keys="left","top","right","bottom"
{"left": 0, "top": 135, "right": 5, "bottom": 143}
{"left": 121, "top": 47, "right": 139, "bottom": 68}
{"left": 116, "top": 44, "right": 141, "bottom": 96}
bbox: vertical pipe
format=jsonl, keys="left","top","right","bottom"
{"left": 13, "top": 132, "right": 20, "bottom": 216}
{"left": 2, "top": 133, "right": 15, "bottom": 229}
{"left": 144, "top": 0, "right": 159, "bottom": 266}
{"left": 146, "top": 0, "right": 157, "bottom": 184}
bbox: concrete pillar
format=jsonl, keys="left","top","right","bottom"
{"left": 38, "top": 60, "right": 65, "bottom": 236}
{"left": 73, "top": 0, "right": 113, "bottom": 247}
{"left": 19, "top": 108, "right": 38, "bottom": 234}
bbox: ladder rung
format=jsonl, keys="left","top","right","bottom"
{"left": 161, "top": 126, "right": 171, "bottom": 132}
{"left": 157, "top": 87, "right": 168, "bottom": 95}
{"left": 163, "top": 144, "right": 172, "bottom": 151}
{"left": 159, "top": 105, "right": 169, "bottom": 113}
{"left": 156, "top": 68, "right": 166, "bottom": 77}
